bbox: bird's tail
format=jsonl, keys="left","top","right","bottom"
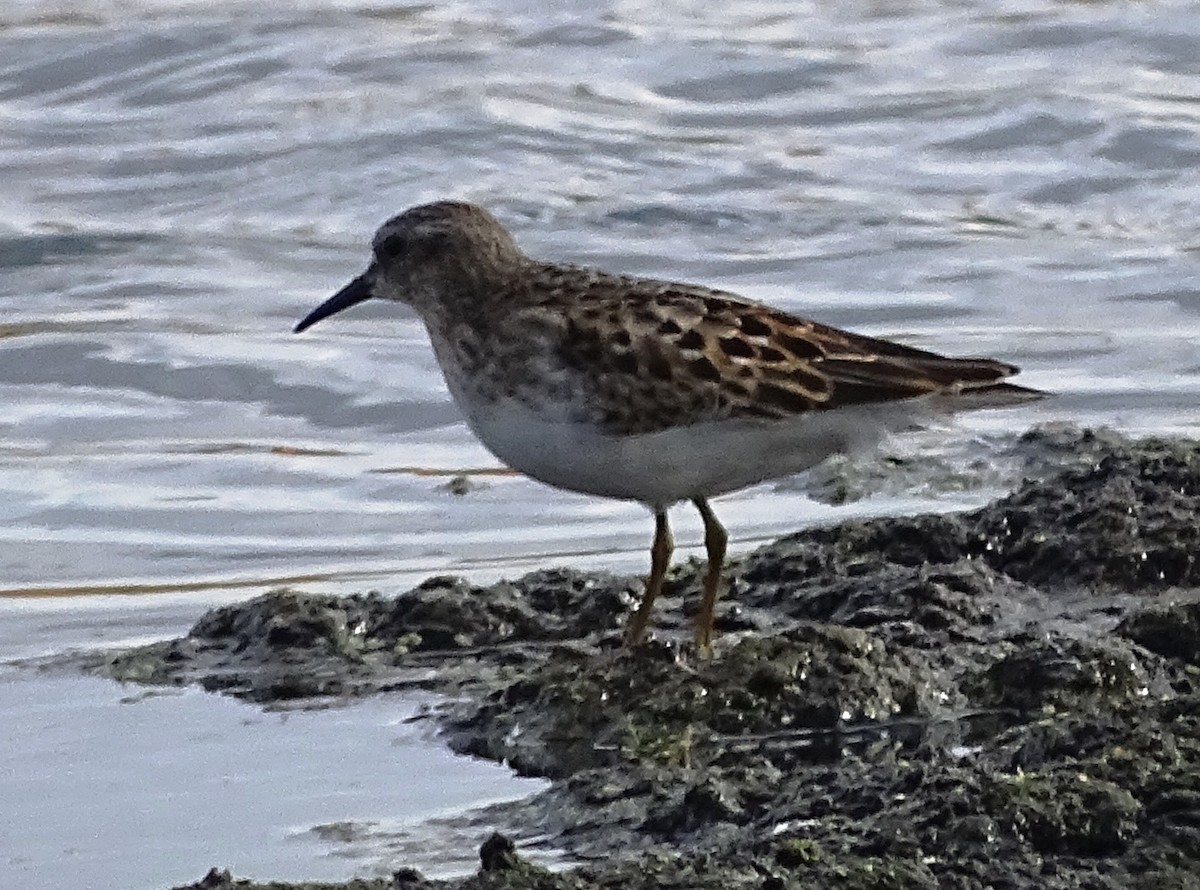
{"left": 930, "top": 379, "right": 1048, "bottom": 410}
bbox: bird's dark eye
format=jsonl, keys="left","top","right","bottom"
{"left": 374, "top": 233, "right": 407, "bottom": 260}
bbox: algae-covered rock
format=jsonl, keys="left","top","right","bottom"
{"left": 967, "top": 632, "right": 1156, "bottom": 714}
{"left": 736, "top": 539, "right": 1005, "bottom": 645}
{"left": 1118, "top": 600, "right": 1200, "bottom": 665}
{"left": 86, "top": 427, "right": 1200, "bottom": 890}
{"left": 741, "top": 428, "right": 1200, "bottom": 614}
{"left": 106, "top": 590, "right": 389, "bottom": 700}
{"left": 374, "top": 570, "right": 632, "bottom": 650}
{"left": 988, "top": 769, "right": 1141, "bottom": 855}
{"left": 447, "top": 624, "right": 948, "bottom": 779}
{"left": 973, "top": 432, "right": 1200, "bottom": 589}
{"left": 100, "top": 570, "right": 635, "bottom": 701}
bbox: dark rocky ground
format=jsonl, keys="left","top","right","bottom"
{"left": 95, "top": 426, "right": 1200, "bottom": 890}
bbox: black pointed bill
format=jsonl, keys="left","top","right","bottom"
{"left": 294, "top": 274, "right": 373, "bottom": 333}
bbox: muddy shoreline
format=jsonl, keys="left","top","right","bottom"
{"left": 95, "top": 426, "right": 1200, "bottom": 890}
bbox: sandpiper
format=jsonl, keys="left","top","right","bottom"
{"left": 295, "top": 201, "right": 1042, "bottom": 651}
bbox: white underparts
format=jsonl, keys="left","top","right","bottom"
{"left": 460, "top": 396, "right": 935, "bottom": 509}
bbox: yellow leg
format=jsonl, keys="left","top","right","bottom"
{"left": 625, "top": 510, "right": 673, "bottom": 645}
{"left": 692, "top": 497, "right": 728, "bottom": 653}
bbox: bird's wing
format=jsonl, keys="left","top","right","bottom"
{"left": 521, "top": 272, "right": 1039, "bottom": 436}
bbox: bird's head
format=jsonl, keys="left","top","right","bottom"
{"left": 294, "top": 200, "right": 526, "bottom": 332}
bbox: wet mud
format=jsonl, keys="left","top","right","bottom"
{"left": 95, "top": 426, "right": 1200, "bottom": 890}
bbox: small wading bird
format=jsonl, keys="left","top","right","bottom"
{"left": 295, "top": 201, "right": 1042, "bottom": 651}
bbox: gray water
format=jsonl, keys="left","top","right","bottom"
{"left": 2, "top": 0, "right": 1199, "bottom": 887}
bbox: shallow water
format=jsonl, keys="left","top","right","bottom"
{"left": 0, "top": 596, "right": 547, "bottom": 890}
{"left": 1, "top": 0, "right": 1199, "bottom": 886}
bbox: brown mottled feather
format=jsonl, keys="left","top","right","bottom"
{"left": 493, "top": 266, "right": 1033, "bottom": 436}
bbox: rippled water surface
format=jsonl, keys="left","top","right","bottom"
{"left": 2, "top": 0, "right": 1199, "bottom": 886}
{"left": 4, "top": 0, "right": 1200, "bottom": 598}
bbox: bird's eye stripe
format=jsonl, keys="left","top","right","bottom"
{"left": 375, "top": 234, "right": 406, "bottom": 256}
